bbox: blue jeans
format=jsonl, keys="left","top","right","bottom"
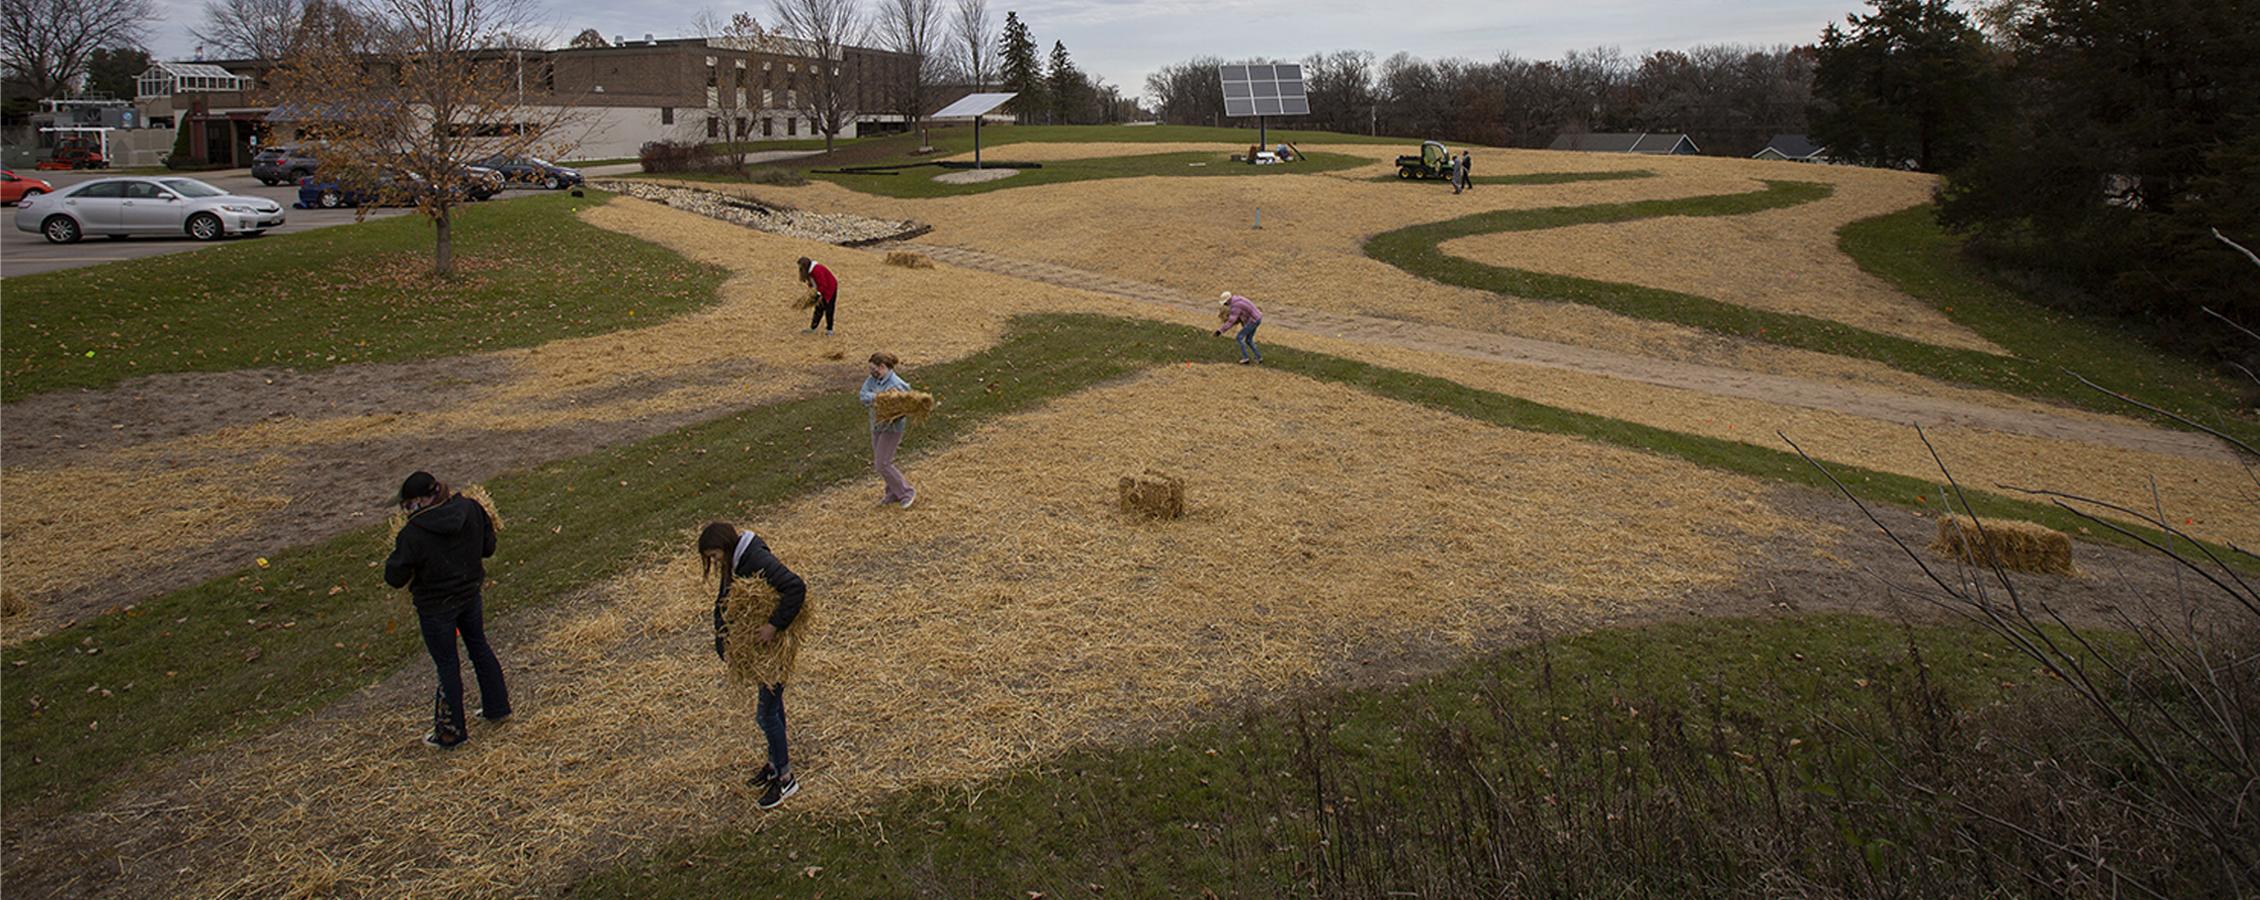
{"left": 757, "top": 683, "right": 790, "bottom": 776}
{"left": 417, "top": 597, "right": 510, "bottom": 739}
{"left": 1236, "top": 321, "right": 1262, "bottom": 362}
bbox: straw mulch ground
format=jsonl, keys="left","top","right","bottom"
{"left": 762, "top": 151, "right": 2040, "bottom": 407}
{"left": 0, "top": 198, "right": 1164, "bottom": 637}
{"left": 39, "top": 365, "right": 1804, "bottom": 896}
{"left": 934, "top": 141, "right": 1408, "bottom": 165}
{"left": 1437, "top": 179, "right": 2002, "bottom": 352}
{"left": 1274, "top": 334, "right": 2259, "bottom": 548}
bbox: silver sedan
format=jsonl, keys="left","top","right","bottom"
{"left": 13, "top": 176, "right": 286, "bottom": 244}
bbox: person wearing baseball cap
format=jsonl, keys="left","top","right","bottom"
{"left": 1215, "top": 291, "right": 1264, "bottom": 365}
{"left": 383, "top": 471, "right": 511, "bottom": 749}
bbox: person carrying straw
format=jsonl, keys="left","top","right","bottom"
{"left": 1216, "top": 291, "right": 1265, "bottom": 365}
{"left": 699, "top": 520, "right": 810, "bottom": 810}
{"left": 799, "top": 257, "right": 839, "bottom": 334}
{"left": 859, "top": 352, "right": 920, "bottom": 507}
{"left": 383, "top": 471, "right": 511, "bottom": 750}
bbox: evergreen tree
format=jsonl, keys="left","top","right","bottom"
{"left": 86, "top": 47, "right": 150, "bottom": 100}
{"left": 1045, "top": 40, "right": 1083, "bottom": 124}
{"left": 1810, "top": 0, "right": 1995, "bottom": 172}
{"left": 995, "top": 11, "right": 1044, "bottom": 124}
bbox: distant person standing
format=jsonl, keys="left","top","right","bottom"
{"left": 859, "top": 352, "right": 918, "bottom": 507}
{"left": 1451, "top": 150, "right": 1467, "bottom": 194}
{"left": 383, "top": 471, "right": 510, "bottom": 749}
{"left": 1216, "top": 291, "right": 1264, "bottom": 365}
{"left": 799, "top": 257, "right": 838, "bottom": 334}
{"left": 1459, "top": 150, "right": 1474, "bottom": 192}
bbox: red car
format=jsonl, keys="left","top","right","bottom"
{"left": 1, "top": 169, "right": 54, "bottom": 205}
{"left": 35, "top": 146, "right": 108, "bottom": 170}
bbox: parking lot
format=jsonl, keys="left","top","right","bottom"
{"left": 0, "top": 164, "right": 637, "bottom": 277}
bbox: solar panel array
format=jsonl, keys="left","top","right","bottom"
{"left": 1220, "top": 64, "right": 1309, "bottom": 117}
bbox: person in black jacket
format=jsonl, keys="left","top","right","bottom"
{"left": 698, "top": 520, "right": 807, "bottom": 809}
{"left": 384, "top": 471, "right": 510, "bottom": 749}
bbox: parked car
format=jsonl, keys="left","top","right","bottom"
{"left": 252, "top": 145, "right": 322, "bottom": 185}
{"left": 475, "top": 155, "right": 583, "bottom": 189}
{"left": 298, "top": 165, "right": 502, "bottom": 208}
{"left": 15, "top": 176, "right": 285, "bottom": 243}
{"left": 460, "top": 164, "right": 505, "bottom": 201}
{"left": 34, "top": 145, "right": 108, "bottom": 170}
{"left": 2, "top": 169, "right": 54, "bottom": 205}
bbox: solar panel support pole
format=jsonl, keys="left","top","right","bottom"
{"left": 1258, "top": 116, "right": 1266, "bottom": 152}
{"left": 974, "top": 115, "right": 983, "bottom": 169}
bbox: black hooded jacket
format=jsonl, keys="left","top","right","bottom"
{"left": 713, "top": 532, "right": 807, "bottom": 659}
{"left": 383, "top": 494, "right": 496, "bottom": 612}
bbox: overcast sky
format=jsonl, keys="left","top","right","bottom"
{"left": 141, "top": 0, "right": 1865, "bottom": 103}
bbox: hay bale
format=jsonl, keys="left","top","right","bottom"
{"left": 873, "top": 390, "right": 938, "bottom": 426}
{"left": 1929, "top": 514, "right": 2075, "bottom": 576}
{"left": 721, "top": 578, "right": 810, "bottom": 686}
{"left": 1118, "top": 470, "right": 1185, "bottom": 520}
{"left": 2, "top": 586, "right": 29, "bottom": 618}
{"left": 884, "top": 251, "right": 934, "bottom": 269}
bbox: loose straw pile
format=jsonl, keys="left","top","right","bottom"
{"left": 793, "top": 288, "right": 823, "bottom": 310}
{"left": 884, "top": 251, "right": 934, "bottom": 269}
{"left": 384, "top": 485, "right": 506, "bottom": 548}
{"left": 721, "top": 578, "right": 811, "bottom": 686}
{"left": 873, "top": 390, "right": 939, "bottom": 427}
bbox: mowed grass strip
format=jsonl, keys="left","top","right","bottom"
{"left": 568, "top": 615, "right": 2061, "bottom": 895}
{"left": 804, "top": 150, "right": 1370, "bottom": 199}
{"left": 0, "top": 192, "right": 727, "bottom": 401}
{"left": 1366, "top": 180, "right": 2255, "bottom": 436}
{"left": 0, "top": 316, "right": 1171, "bottom": 813}
{"left": 1839, "top": 205, "right": 2258, "bottom": 446}
{"left": 8, "top": 314, "right": 2230, "bottom": 816}
{"left": 1366, "top": 168, "right": 1660, "bottom": 186}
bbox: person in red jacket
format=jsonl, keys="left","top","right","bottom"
{"left": 799, "top": 257, "right": 838, "bottom": 334}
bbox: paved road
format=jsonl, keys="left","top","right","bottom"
{"left": 0, "top": 166, "right": 620, "bottom": 278}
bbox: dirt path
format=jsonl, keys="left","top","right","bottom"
{"left": 895, "top": 241, "right": 2234, "bottom": 462}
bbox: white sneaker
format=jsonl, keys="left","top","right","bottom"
{"left": 900, "top": 493, "right": 916, "bottom": 509}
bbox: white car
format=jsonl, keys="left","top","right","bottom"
{"left": 14, "top": 176, "right": 286, "bottom": 244}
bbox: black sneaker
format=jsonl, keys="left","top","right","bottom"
{"left": 748, "top": 763, "right": 777, "bottom": 789}
{"left": 475, "top": 707, "right": 511, "bottom": 724}
{"left": 423, "top": 729, "right": 466, "bottom": 749}
{"left": 758, "top": 775, "right": 800, "bottom": 810}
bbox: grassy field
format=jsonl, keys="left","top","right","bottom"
{"left": 1839, "top": 206, "right": 2256, "bottom": 440}
{"left": 571, "top": 613, "right": 2140, "bottom": 895}
{"left": 1366, "top": 169, "right": 1660, "bottom": 186}
{"left": 9, "top": 312, "right": 2230, "bottom": 816}
{"left": 1368, "top": 181, "right": 2260, "bottom": 441}
{"left": 0, "top": 192, "right": 728, "bottom": 401}
{"left": 807, "top": 150, "right": 1369, "bottom": 198}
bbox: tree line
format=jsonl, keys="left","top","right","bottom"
{"left": 1146, "top": 45, "right": 1816, "bottom": 157}
{"left": 1812, "top": 0, "right": 2258, "bottom": 361}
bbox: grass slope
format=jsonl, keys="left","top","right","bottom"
{"left": 1840, "top": 206, "right": 2257, "bottom": 445}
{"left": 567, "top": 614, "right": 2065, "bottom": 895}
{"left": 808, "top": 150, "right": 1368, "bottom": 198}
{"left": 7, "top": 314, "right": 2226, "bottom": 816}
{"left": 1, "top": 192, "right": 727, "bottom": 401}
{"left": 1367, "top": 169, "right": 1659, "bottom": 186}
{"left": 1367, "top": 181, "right": 2257, "bottom": 439}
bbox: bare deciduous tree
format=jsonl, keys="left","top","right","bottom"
{"left": 270, "top": 0, "right": 581, "bottom": 275}
{"left": 875, "top": 0, "right": 941, "bottom": 143}
{"left": 567, "top": 28, "right": 608, "bottom": 49}
{"left": 948, "top": 0, "right": 991, "bottom": 90}
{"left": 194, "top": 0, "right": 302, "bottom": 61}
{"left": 769, "top": 0, "right": 866, "bottom": 152}
{"left": 0, "top": 0, "right": 156, "bottom": 99}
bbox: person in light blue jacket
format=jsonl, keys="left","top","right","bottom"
{"left": 858, "top": 351, "right": 918, "bottom": 507}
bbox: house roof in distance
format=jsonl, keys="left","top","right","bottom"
{"left": 1756, "top": 134, "right": 1827, "bottom": 159}
{"left": 1547, "top": 132, "right": 1700, "bottom": 154}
